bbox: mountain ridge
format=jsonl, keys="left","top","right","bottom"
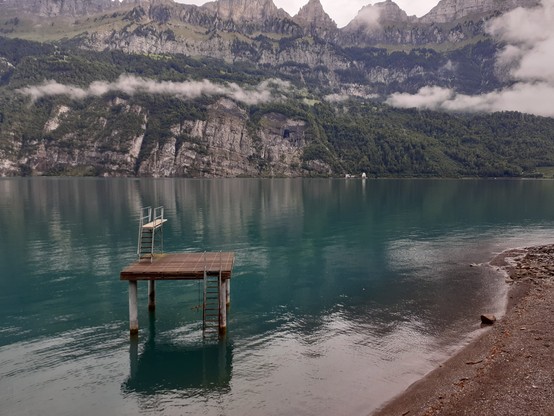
{"left": 0, "top": 0, "right": 541, "bottom": 28}
{"left": 1, "top": 0, "right": 552, "bottom": 179}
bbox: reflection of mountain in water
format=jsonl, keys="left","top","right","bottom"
{"left": 122, "top": 318, "right": 232, "bottom": 394}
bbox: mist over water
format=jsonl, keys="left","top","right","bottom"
{"left": 1, "top": 178, "right": 554, "bottom": 415}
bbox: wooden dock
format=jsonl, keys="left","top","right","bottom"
{"left": 121, "top": 252, "right": 235, "bottom": 336}
{"left": 121, "top": 252, "right": 234, "bottom": 280}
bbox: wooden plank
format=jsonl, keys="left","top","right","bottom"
{"left": 142, "top": 219, "right": 168, "bottom": 229}
{"left": 120, "top": 252, "right": 235, "bottom": 281}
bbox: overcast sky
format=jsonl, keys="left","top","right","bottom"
{"left": 178, "top": 0, "right": 441, "bottom": 27}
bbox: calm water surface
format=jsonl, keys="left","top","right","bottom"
{"left": 1, "top": 178, "right": 554, "bottom": 415}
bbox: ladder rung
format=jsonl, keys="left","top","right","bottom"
{"left": 203, "top": 264, "right": 223, "bottom": 334}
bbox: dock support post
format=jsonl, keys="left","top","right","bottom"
{"left": 148, "top": 280, "right": 156, "bottom": 311}
{"left": 219, "top": 279, "right": 227, "bottom": 335}
{"left": 226, "top": 279, "right": 231, "bottom": 307}
{"left": 129, "top": 280, "right": 139, "bottom": 335}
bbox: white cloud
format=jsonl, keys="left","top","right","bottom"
{"left": 349, "top": 4, "right": 382, "bottom": 31}
{"left": 387, "top": 83, "right": 554, "bottom": 117}
{"left": 17, "top": 75, "right": 292, "bottom": 105}
{"left": 386, "top": 0, "right": 554, "bottom": 117}
{"left": 386, "top": 86, "right": 454, "bottom": 110}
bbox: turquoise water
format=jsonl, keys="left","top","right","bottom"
{"left": 1, "top": 178, "right": 554, "bottom": 415}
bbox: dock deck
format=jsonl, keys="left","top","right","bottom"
{"left": 122, "top": 206, "right": 235, "bottom": 336}
{"left": 120, "top": 252, "right": 235, "bottom": 281}
{"left": 121, "top": 251, "right": 235, "bottom": 336}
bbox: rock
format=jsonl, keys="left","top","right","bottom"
{"left": 420, "top": 0, "right": 540, "bottom": 24}
{"left": 202, "top": 0, "right": 288, "bottom": 23}
{"left": 293, "top": 0, "right": 337, "bottom": 38}
{"left": 481, "top": 314, "right": 497, "bottom": 325}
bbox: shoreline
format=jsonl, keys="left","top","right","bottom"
{"left": 373, "top": 244, "right": 554, "bottom": 416}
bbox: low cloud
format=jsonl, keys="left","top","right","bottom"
{"left": 324, "top": 93, "right": 351, "bottom": 103}
{"left": 386, "top": 0, "right": 554, "bottom": 117}
{"left": 17, "top": 75, "right": 292, "bottom": 106}
{"left": 349, "top": 5, "right": 382, "bottom": 32}
{"left": 386, "top": 83, "right": 554, "bottom": 117}
{"left": 325, "top": 92, "right": 378, "bottom": 102}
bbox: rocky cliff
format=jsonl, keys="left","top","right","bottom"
{"left": 0, "top": 0, "right": 539, "bottom": 45}
{"left": 65, "top": 0, "right": 531, "bottom": 91}
{"left": 202, "top": 0, "right": 288, "bottom": 22}
{"left": 293, "top": 0, "right": 337, "bottom": 38}
{"left": 1, "top": 0, "right": 120, "bottom": 17}
{"left": 0, "top": 0, "right": 550, "bottom": 178}
{"left": 0, "top": 95, "right": 329, "bottom": 177}
{"left": 420, "top": 0, "right": 540, "bottom": 24}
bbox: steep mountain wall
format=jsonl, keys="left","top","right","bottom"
{"left": 0, "top": 96, "right": 325, "bottom": 177}
{"left": 420, "top": 0, "right": 540, "bottom": 23}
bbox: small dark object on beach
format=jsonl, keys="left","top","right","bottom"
{"left": 481, "top": 314, "right": 497, "bottom": 325}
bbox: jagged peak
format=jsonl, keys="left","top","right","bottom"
{"left": 420, "top": 0, "right": 541, "bottom": 24}
{"left": 345, "top": 0, "right": 414, "bottom": 32}
{"left": 202, "top": 0, "right": 289, "bottom": 22}
{"left": 2, "top": 0, "right": 122, "bottom": 17}
{"left": 294, "top": 0, "right": 337, "bottom": 30}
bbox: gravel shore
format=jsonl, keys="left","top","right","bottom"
{"left": 373, "top": 244, "right": 554, "bottom": 416}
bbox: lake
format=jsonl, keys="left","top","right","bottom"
{"left": 1, "top": 178, "right": 554, "bottom": 416}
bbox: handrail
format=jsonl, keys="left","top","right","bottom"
{"left": 153, "top": 206, "right": 164, "bottom": 224}
{"left": 137, "top": 206, "right": 151, "bottom": 258}
{"left": 139, "top": 206, "right": 152, "bottom": 228}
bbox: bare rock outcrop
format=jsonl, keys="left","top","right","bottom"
{"left": 293, "top": 0, "right": 337, "bottom": 38}
{"left": 420, "top": 0, "right": 540, "bottom": 23}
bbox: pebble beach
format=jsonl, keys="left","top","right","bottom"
{"left": 374, "top": 244, "right": 554, "bottom": 416}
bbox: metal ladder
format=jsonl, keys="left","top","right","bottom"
{"left": 137, "top": 206, "right": 165, "bottom": 262}
{"left": 203, "top": 252, "right": 222, "bottom": 336}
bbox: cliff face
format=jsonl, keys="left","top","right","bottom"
{"left": 137, "top": 99, "right": 309, "bottom": 177}
{"left": 293, "top": 0, "right": 337, "bottom": 38}
{"left": 0, "top": 0, "right": 539, "bottom": 43}
{"left": 202, "top": 0, "right": 288, "bottom": 22}
{"left": 1, "top": 97, "right": 326, "bottom": 177}
{"left": 0, "top": 0, "right": 544, "bottom": 178}
{"left": 1, "top": 0, "right": 119, "bottom": 17}
{"left": 420, "top": 0, "right": 540, "bottom": 23}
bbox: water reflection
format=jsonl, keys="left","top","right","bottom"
{"left": 123, "top": 314, "right": 232, "bottom": 395}
{"left": 2, "top": 178, "right": 554, "bottom": 416}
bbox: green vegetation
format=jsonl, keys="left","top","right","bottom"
{"left": 314, "top": 103, "right": 554, "bottom": 177}
{"left": 1, "top": 36, "right": 554, "bottom": 178}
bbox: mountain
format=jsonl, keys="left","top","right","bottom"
{"left": 293, "top": 0, "right": 337, "bottom": 38}
{"left": 0, "top": 0, "right": 552, "bottom": 178}
{"left": 420, "top": 0, "right": 540, "bottom": 24}
{"left": 348, "top": 0, "right": 416, "bottom": 27}
{"left": 11, "top": 0, "right": 526, "bottom": 95}
{"left": 341, "top": 0, "right": 417, "bottom": 45}
{"left": 0, "top": 0, "right": 539, "bottom": 48}
{"left": 0, "top": 0, "right": 121, "bottom": 17}
{"left": 202, "top": 0, "right": 288, "bottom": 22}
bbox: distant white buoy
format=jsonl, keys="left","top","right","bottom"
{"left": 361, "top": 172, "right": 367, "bottom": 179}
